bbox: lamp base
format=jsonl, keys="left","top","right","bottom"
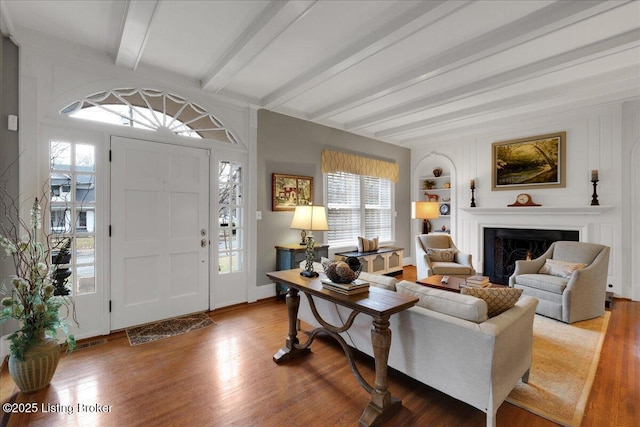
{"left": 300, "top": 270, "right": 319, "bottom": 278}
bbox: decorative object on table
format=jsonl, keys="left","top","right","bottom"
{"left": 272, "top": 173, "right": 313, "bottom": 211}
{"left": 470, "top": 179, "right": 476, "bottom": 207}
{"left": 322, "top": 257, "right": 362, "bottom": 284}
{"left": 425, "top": 193, "right": 439, "bottom": 202}
{"left": 412, "top": 201, "right": 439, "bottom": 234}
{"left": 0, "top": 195, "right": 78, "bottom": 393}
{"left": 423, "top": 180, "right": 436, "bottom": 190}
{"left": 590, "top": 169, "right": 599, "bottom": 206}
{"left": 491, "top": 131, "right": 566, "bottom": 190}
{"left": 432, "top": 167, "right": 443, "bottom": 177}
{"left": 507, "top": 193, "right": 541, "bottom": 207}
{"left": 289, "top": 205, "right": 329, "bottom": 277}
{"left": 439, "top": 203, "right": 450, "bottom": 215}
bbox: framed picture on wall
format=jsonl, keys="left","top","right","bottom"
{"left": 491, "top": 131, "right": 566, "bottom": 191}
{"left": 272, "top": 173, "right": 313, "bottom": 211}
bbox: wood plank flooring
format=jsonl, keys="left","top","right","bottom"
{"left": 1, "top": 266, "right": 638, "bottom": 426}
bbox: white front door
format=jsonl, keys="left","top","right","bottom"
{"left": 110, "top": 136, "right": 210, "bottom": 329}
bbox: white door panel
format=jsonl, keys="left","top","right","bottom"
{"left": 111, "top": 136, "right": 209, "bottom": 330}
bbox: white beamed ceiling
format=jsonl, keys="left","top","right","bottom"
{"left": 2, "top": 0, "right": 639, "bottom": 147}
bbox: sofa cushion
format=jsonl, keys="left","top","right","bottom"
{"left": 357, "top": 236, "right": 379, "bottom": 252}
{"left": 538, "top": 258, "right": 586, "bottom": 279}
{"left": 514, "top": 273, "right": 568, "bottom": 295}
{"left": 460, "top": 287, "right": 523, "bottom": 317}
{"left": 359, "top": 271, "right": 397, "bottom": 291}
{"left": 426, "top": 248, "right": 456, "bottom": 262}
{"left": 396, "top": 280, "right": 488, "bottom": 323}
{"left": 431, "top": 262, "right": 474, "bottom": 276}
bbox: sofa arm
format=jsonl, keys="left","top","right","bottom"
{"left": 509, "top": 257, "right": 546, "bottom": 286}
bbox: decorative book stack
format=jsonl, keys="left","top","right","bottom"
{"left": 321, "top": 279, "right": 370, "bottom": 295}
{"left": 463, "top": 275, "right": 490, "bottom": 288}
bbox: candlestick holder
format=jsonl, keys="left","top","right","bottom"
{"left": 590, "top": 179, "right": 599, "bottom": 206}
{"left": 470, "top": 188, "right": 476, "bottom": 207}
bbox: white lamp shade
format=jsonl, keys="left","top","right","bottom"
{"left": 411, "top": 201, "right": 440, "bottom": 219}
{"left": 290, "top": 205, "right": 329, "bottom": 231}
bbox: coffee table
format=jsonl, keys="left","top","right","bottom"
{"left": 416, "top": 275, "right": 468, "bottom": 292}
{"left": 266, "top": 269, "right": 418, "bottom": 427}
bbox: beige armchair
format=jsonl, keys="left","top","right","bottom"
{"left": 509, "top": 241, "right": 610, "bottom": 323}
{"left": 415, "top": 234, "right": 475, "bottom": 279}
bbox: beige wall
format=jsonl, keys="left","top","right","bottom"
{"left": 256, "top": 110, "right": 411, "bottom": 287}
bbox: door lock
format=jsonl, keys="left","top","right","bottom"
{"left": 201, "top": 239, "right": 207, "bottom": 247}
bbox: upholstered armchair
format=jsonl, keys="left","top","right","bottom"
{"left": 415, "top": 234, "right": 476, "bottom": 279}
{"left": 509, "top": 241, "right": 610, "bottom": 323}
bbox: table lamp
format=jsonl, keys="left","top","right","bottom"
{"left": 412, "top": 201, "right": 439, "bottom": 235}
{"left": 290, "top": 205, "right": 329, "bottom": 277}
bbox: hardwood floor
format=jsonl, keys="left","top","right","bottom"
{"left": 1, "top": 266, "right": 638, "bottom": 426}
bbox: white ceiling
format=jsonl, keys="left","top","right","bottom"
{"left": 1, "top": 0, "right": 639, "bottom": 147}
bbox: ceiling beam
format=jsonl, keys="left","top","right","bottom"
{"left": 261, "top": 0, "right": 468, "bottom": 110}
{"left": 311, "top": 0, "right": 622, "bottom": 124}
{"left": 115, "top": 0, "right": 159, "bottom": 70}
{"left": 362, "top": 29, "right": 640, "bottom": 138}
{"left": 201, "top": 0, "right": 317, "bottom": 93}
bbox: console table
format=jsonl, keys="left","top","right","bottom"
{"left": 266, "top": 269, "right": 418, "bottom": 426}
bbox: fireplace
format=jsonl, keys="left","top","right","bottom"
{"left": 483, "top": 228, "right": 579, "bottom": 285}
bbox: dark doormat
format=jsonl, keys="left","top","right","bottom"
{"left": 125, "top": 312, "right": 215, "bottom": 346}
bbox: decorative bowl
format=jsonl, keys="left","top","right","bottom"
{"left": 323, "top": 257, "right": 362, "bottom": 283}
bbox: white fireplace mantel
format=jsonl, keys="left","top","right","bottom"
{"left": 460, "top": 206, "right": 613, "bottom": 215}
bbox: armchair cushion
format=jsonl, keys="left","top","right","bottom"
{"left": 431, "top": 262, "right": 475, "bottom": 276}
{"left": 460, "top": 287, "right": 523, "bottom": 317}
{"left": 538, "top": 259, "right": 587, "bottom": 279}
{"left": 426, "top": 247, "right": 456, "bottom": 262}
{"left": 514, "top": 274, "right": 568, "bottom": 294}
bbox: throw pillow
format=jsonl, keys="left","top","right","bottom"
{"left": 426, "top": 247, "right": 456, "bottom": 262}
{"left": 538, "top": 259, "right": 587, "bottom": 279}
{"left": 460, "top": 287, "right": 523, "bottom": 317}
{"left": 357, "top": 236, "right": 379, "bottom": 252}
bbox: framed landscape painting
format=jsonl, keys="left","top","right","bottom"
{"left": 272, "top": 173, "right": 313, "bottom": 211}
{"left": 491, "top": 131, "right": 566, "bottom": 191}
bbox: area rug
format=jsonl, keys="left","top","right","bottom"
{"left": 506, "top": 312, "right": 610, "bottom": 427}
{"left": 126, "top": 312, "right": 215, "bottom": 346}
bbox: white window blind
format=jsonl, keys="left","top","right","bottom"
{"left": 326, "top": 172, "right": 393, "bottom": 247}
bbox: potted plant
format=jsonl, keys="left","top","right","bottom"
{"left": 0, "top": 194, "right": 78, "bottom": 393}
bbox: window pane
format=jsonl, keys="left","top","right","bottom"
{"left": 75, "top": 144, "right": 95, "bottom": 171}
{"left": 51, "top": 141, "right": 71, "bottom": 170}
{"left": 75, "top": 236, "right": 95, "bottom": 265}
{"left": 51, "top": 174, "right": 72, "bottom": 202}
{"left": 51, "top": 207, "right": 72, "bottom": 234}
{"left": 219, "top": 255, "right": 231, "bottom": 274}
{"left": 76, "top": 265, "right": 95, "bottom": 294}
{"left": 76, "top": 175, "right": 96, "bottom": 203}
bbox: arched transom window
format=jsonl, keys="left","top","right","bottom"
{"left": 61, "top": 88, "right": 237, "bottom": 144}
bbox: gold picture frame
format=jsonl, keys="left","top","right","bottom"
{"left": 491, "top": 131, "right": 566, "bottom": 191}
{"left": 272, "top": 173, "right": 313, "bottom": 211}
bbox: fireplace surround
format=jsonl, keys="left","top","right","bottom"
{"left": 483, "top": 227, "right": 579, "bottom": 284}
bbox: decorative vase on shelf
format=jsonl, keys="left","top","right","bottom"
{"left": 433, "top": 167, "right": 443, "bottom": 177}
{"left": 8, "top": 334, "right": 60, "bottom": 393}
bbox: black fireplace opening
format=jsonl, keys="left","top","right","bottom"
{"left": 483, "top": 228, "right": 579, "bottom": 285}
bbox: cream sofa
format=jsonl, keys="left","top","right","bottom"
{"left": 296, "top": 266, "right": 538, "bottom": 427}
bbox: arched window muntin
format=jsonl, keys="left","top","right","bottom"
{"left": 60, "top": 88, "right": 238, "bottom": 144}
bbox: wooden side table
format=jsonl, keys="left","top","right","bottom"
{"left": 267, "top": 269, "right": 418, "bottom": 427}
{"left": 275, "top": 243, "right": 329, "bottom": 299}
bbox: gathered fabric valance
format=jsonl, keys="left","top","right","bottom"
{"left": 321, "top": 150, "right": 399, "bottom": 183}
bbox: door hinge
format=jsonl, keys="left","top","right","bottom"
{"left": 109, "top": 225, "right": 112, "bottom": 237}
{"left": 109, "top": 300, "right": 112, "bottom": 313}
{"left": 109, "top": 149, "right": 112, "bottom": 162}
